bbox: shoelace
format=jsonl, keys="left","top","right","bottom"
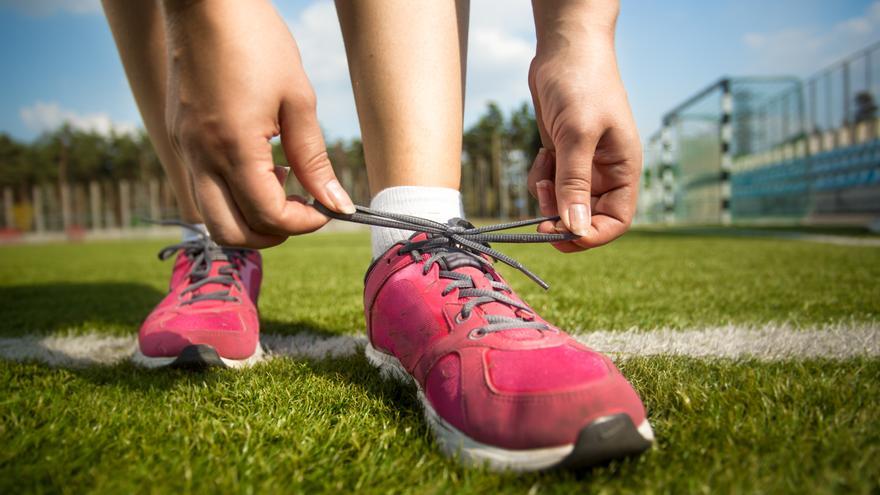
{"left": 155, "top": 221, "right": 248, "bottom": 305}
{"left": 313, "top": 202, "right": 576, "bottom": 339}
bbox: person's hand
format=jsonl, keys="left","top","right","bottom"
{"left": 163, "top": 0, "right": 354, "bottom": 248}
{"left": 526, "top": 22, "right": 642, "bottom": 252}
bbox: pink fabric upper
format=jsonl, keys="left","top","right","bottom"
{"left": 365, "top": 235, "right": 648, "bottom": 450}
{"left": 139, "top": 249, "right": 262, "bottom": 359}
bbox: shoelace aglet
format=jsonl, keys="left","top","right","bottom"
{"left": 526, "top": 270, "right": 550, "bottom": 290}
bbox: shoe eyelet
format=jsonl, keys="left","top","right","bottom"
{"left": 468, "top": 328, "right": 487, "bottom": 340}
{"left": 455, "top": 311, "right": 471, "bottom": 323}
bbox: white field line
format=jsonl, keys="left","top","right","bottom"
{"left": 0, "top": 323, "right": 877, "bottom": 369}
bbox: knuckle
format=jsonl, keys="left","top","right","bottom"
{"left": 556, "top": 120, "right": 600, "bottom": 146}
{"left": 210, "top": 230, "right": 241, "bottom": 247}
{"left": 290, "top": 90, "right": 318, "bottom": 114}
{"left": 297, "top": 149, "right": 332, "bottom": 175}
{"left": 557, "top": 175, "right": 592, "bottom": 193}
{"left": 204, "top": 221, "right": 247, "bottom": 247}
{"left": 248, "top": 210, "right": 281, "bottom": 233}
{"left": 528, "top": 58, "right": 539, "bottom": 93}
{"left": 170, "top": 113, "right": 242, "bottom": 161}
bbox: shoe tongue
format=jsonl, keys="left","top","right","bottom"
{"left": 438, "top": 251, "right": 484, "bottom": 271}
{"left": 187, "top": 252, "right": 236, "bottom": 303}
{"left": 208, "top": 250, "right": 231, "bottom": 262}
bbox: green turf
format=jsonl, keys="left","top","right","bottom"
{"left": 1, "top": 230, "right": 878, "bottom": 493}
{"left": 1, "top": 230, "right": 878, "bottom": 336}
{"left": 2, "top": 357, "right": 877, "bottom": 494}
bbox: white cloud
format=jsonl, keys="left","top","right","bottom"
{"left": 464, "top": 1, "right": 536, "bottom": 128}
{"left": 278, "top": 0, "right": 537, "bottom": 138}
{"left": 743, "top": 1, "right": 880, "bottom": 75}
{"left": 20, "top": 101, "right": 138, "bottom": 136}
{"left": 0, "top": 0, "right": 101, "bottom": 16}
{"left": 282, "top": 1, "right": 358, "bottom": 139}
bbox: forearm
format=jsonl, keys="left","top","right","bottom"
{"left": 160, "top": 0, "right": 277, "bottom": 46}
{"left": 531, "top": 0, "right": 618, "bottom": 55}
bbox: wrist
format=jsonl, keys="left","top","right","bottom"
{"left": 532, "top": 1, "right": 617, "bottom": 56}
{"left": 161, "top": 0, "right": 276, "bottom": 48}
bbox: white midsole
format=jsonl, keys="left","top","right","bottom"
{"left": 131, "top": 343, "right": 264, "bottom": 369}
{"left": 364, "top": 342, "right": 654, "bottom": 472}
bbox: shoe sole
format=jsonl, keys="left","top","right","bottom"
{"left": 132, "top": 343, "right": 264, "bottom": 370}
{"left": 365, "top": 342, "right": 654, "bottom": 472}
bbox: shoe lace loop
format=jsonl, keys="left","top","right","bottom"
{"left": 313, "top": 202, "right": 576, "bottom": 337}
{"left": 155, "top": 221, "right": 248, "bottom": 305}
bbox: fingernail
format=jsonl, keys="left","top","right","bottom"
{"left": 325, "top": 179, "right": 356, "bottom": 214}
{"left": 568, "top": 203, "right": 590, "bottom": 236}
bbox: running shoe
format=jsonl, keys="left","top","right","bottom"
{"left": 362, "top": 219, "right": 653, "bottom": 471}
{"left": 132, "top": 225, "right": 264, "bottom": 369}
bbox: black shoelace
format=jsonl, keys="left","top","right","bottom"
{"left": 155, "top": 221, "right": 249, "bottom": 305}
{"left": 313, "top": 202, "right": 576, "bottom": 339}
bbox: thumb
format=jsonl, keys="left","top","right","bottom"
{"left": 554, "top": 132, "right": 596, "bottom": 237}
{"left": 279, "top": 98, "right": 355, "bottom": 214}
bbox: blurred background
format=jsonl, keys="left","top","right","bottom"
{"left": 0, "top": 0, "right": 878, "bottom": 240}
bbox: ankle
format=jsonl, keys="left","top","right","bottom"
{"left": 369, "top": 186, "right": 463, "bottom": 257}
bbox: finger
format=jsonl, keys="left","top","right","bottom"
{"left": 554, "top": 127, "right": 599, "bottom": 237}
{"left": 535, "top": 180, "right": 582, "bottom": 252}
{"left": 223, "top": 137, "right": 331, "bottom": 236}
{"left": 527, "top": 149, "right": 555, "bottom": 199}
{"left": 535, "top": 179, "right": 557, "bottom": 217}
{"left": 279, "top": 98, "right": 355, "bottom": 214}
{"left": 274, "top": 165, "right": 291, "bottom": 185}
{"left": 537, "top": 220, "right": 581, "bottom": 253}
{"left": 191, "top": 170, "right": 286, "bottom": 249}
{"left": 568, "top": 124, "right": 641, "bottom": 248}
{"left": 570, "top": 186, "right": 636, "bottom": 249}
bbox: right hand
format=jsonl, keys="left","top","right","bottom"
{"left": 163, "top": 0, "right": 354, "bottom": 248}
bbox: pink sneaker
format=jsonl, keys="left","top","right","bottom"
{"left": 132, "top": 227, "right": 264, "bottom": 369}
{"left": 363, "top": 221, "right": 654, "bottom": 471}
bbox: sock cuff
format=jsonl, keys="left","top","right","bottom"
{"left": 369, "top": 186, "right": 464, "bottom": 258}
{"left": 370, "top": 186, "right": 464, "bottom": 220}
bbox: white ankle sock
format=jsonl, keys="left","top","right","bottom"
{"left": 370, "top": 186, "right": 464, "bottom": 258}
{"left": 182, "top": 223, "right": 209, "bottom": 242}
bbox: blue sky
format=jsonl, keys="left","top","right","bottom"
{"left": 1, "top": 0, "right": 877, "bottom": 144}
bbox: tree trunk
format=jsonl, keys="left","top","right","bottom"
{"left": 491, "top": 131, "right": 508, "bottom": 219}
{"left": 476, "top": 156, "right": 488, "bottom": 218}
{"left": 60, "top": 182, "right": 72, "bottom": 230}
{"left": 149, "top": 178, "right": 161, "bottom": 226}
{"left": 89, "top": 181, "right": 102, "bottom": 230}
{"left": 119, "top": 180, "right": 131, "bottom": 230}
{"left": 32, "top": 185, "right": 45, "bottom": 233}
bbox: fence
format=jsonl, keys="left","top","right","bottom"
{"left": 0, "top": 171, "right": 373, "bottom": 237}
{"left": 639, "top": 41, "right": 880, "bottom": 226}
{"left": 0, "top": 178, "right": 179, "bottom": 236}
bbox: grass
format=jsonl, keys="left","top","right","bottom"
{"left": 1, "top": 230, "right": 879, "bottom": 493}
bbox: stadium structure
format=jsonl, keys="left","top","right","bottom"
{"left": 638, "top": 42, "right": 880, "bottom": 228}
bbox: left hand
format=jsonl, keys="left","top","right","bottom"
{"left": 526, "top": 36, "right": 642, "bottom": 252}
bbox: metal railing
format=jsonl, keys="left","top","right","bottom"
{"left": 639, "top": 41, "right": 880, "bottom": 226}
